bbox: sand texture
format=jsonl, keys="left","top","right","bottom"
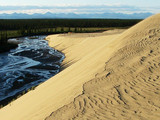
{"left": 0, "top": 14, "right": 160, "bottom": 120}
{"left": 46, "top": 14, "right": 160, "bottom": 120}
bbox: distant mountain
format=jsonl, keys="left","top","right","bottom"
{"left": 0, "top": 12, "right": 153, "bottom": 19}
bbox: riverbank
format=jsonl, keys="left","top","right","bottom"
{"left": 0, "top": 29, "right": 125, "bottom": 120}
{"left": 46, "top": 29, "right": 125, "bottom": 68}
{"left": 0, "top": 27, "right": 126, "bottom": 53}
{"left": 0, "top": 43, "right": 18, "bottom": 53}
{"left": 0, "top": 36, "right": 64, "bottom": 107}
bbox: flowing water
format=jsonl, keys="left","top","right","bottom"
{"left": 0, "top": 36, "right": 64, "bottom": 104}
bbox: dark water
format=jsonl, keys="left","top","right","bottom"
{"left": 0, "top": 36, "right": 64, "bottom": 103}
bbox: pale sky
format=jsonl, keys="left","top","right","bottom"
{"left": 0, "top": 0, "right": 159, "bottom": 7}
{"left": 0, "top": 0, "right": 159, "bottom": 14}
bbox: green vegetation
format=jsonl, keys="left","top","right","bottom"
{"left": 0, "top": 19, "right": 141, "bottom": 52}
{"left": 0, "top": 30, "right": 18, "bottom": 53}
{"left": 0, "top": 19, "right": 141, "bottom": 48}
{"left": 0, "top": 19, "right": 141, "bottom": 31}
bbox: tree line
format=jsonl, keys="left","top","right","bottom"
{"left": 0, "top": 19, "right": 141, "bottom": 52}
{"left": 0, "top": 19, "right": 141, "bottom": 31}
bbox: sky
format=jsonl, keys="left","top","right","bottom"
{"left": 0, "top": 0, "right": 160, "bottom": 7}
{"left": 0, "top": 0, "right": 159, "bottom": 14}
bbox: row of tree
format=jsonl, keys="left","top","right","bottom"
{"left": 0, "top": 19, "right": 141, "bottom": 46}
{"left": 0, "top": 19, "right": 141, "bottom": 31}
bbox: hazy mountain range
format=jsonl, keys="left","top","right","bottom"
{"left": 0, "top": 12, "right": 153, "bottom": 19}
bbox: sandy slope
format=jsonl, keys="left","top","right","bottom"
{"left": 0, "top": 14, "right": 160, "bottom": 120}
{"left": 45, "top": 14, "right": 160, "bottom": 120}
{"left": 0, "top": 29, "right": 124, "bottom": 119}
{"left": 46, "top": 29, "right": 125, "bottom": 68}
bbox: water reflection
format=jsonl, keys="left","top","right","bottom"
{"left": 0, "top": 36, "right": 64, "bottom": 102}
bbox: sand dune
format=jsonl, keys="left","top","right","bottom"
{"left": 0, "top": 14, "right": 160, "bottom": 120}
{"left": 0, "top": 28, "right": 124, "bottom": 120}
{"left": 45, "top": 14, "right": 160, "bottom": 119}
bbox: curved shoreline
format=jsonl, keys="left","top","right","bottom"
{"left": 0, "top": 36, "right": 64, "bottom": 107}
{"left": 0, "top": 30, "right": 125, "bottom": 120}
{"left": 46, "top": 29, "right": 125, "bottom": 68}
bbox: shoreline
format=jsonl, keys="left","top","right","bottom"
{"left": 0, "top": 43, "right": 18, "bottom": 53}
{"left": 0, "top": 29, "right": 126, "bottom": 120}
{"left": 46, "top": 29, "right": 126, "bottom": 68}
{"left": 0, "top": 35, "right": 64, "bottom": 108}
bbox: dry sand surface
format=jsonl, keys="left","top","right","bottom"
{"left": 0, "top": 14, "right": 160, "bottom": 120}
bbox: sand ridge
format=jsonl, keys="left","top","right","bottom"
{"left": 45, "top": 14, "right": 160, "bottom": 120}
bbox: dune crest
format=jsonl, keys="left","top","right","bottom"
{"left": 45, "top": 14, "right": 160, "bottom": 120}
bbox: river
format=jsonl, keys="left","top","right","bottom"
{"left": 0, "top": 36, "right": 64, "bottom": 104}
